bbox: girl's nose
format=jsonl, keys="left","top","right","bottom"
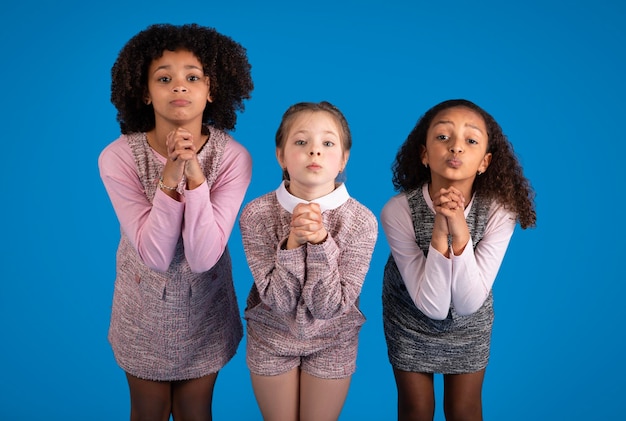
{"left": 450, "top": 143, "right": 463, "bottom": 154}
{"left": 309, "top": 150, "right": 321, "bottom": 156}
{"left": 173, "top": 86, "right": 188, "bottom": 93}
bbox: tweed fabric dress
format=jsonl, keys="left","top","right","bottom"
{"left": 240, "top": 185, "right": 377, "bottom": 378}
{"left": 108, "top": 127, "right": 243, "bottom": 381}
{"left": 382, "top": 186, "right": 493, "bottom": 374}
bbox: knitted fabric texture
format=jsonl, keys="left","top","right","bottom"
{"left": 240, "top": 191, "right": 377, "bottom": 369}
{"left": 382, "top": 186, "right": 493, "bottom": 374}
{"left": 108, "top": 127, "right": 242, "bottom": 381}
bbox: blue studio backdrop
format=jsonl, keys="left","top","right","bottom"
{"left": 1, "top": 0, "right": 624, "bottom": 419}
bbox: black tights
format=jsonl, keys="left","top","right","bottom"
{"left": 126, "top": 372, "right": 218, "bottom": 421}
{"left": 393, "top": 368, "right": 485, "bottom": 421}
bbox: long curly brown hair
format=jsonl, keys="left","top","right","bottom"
{"left": 110, "top": 23, "right": 253, "bottom": 135}
{"left": 391, "top": 99, "right": 536, "bottom": 229}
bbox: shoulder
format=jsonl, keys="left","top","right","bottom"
{"left": 241, "top": 191, "right": 279, "bottom": 219}
{"left": 380, "top": 192, "right": 415, "bottom": 237}
{"left": 347, "top": 198, "right": 377, "bottom": 219}
{"left": 99, "top": 134, "right": 130, "bottom": 157}
{"left": 210, "top": 127, "right": 252, "bottom": 165}
{"left": 381, "top": 193, "right": 409, "bottom": 222}
{"left": 336, "top": 198, "right": 378, "bottom": 231}
{"left": 209, "top": 127, "right": 247, "bottom": 153}
{"left": 98, "top": 134, "right": 134, "bottom": 172}
{"left": 487, "top": 199, "right": 517, "bottom": 225}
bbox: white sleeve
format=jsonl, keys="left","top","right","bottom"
{"left": 381, "top": 194, "right": 453, "bottom": 320}
{"left": 450, "top": 203, "right": 516, "bottom": 315}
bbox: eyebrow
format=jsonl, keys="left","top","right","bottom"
{"left": 432, "top": 120, "right": 484, "bottom": 135}
{"left": 291, "top": 129, "right": 339, "bottom": 137}
{"left": 153, "top": 64, "right": 204, "bottom": 73}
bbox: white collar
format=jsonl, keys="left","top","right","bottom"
{"left": 276, "top": 180, "right": 350, "bottom": 213}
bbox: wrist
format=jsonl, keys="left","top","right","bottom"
{"left": 309, "top": 230, "right": 328, "bottom": 245}
{"left": 186, "top": 177, "right": 206, "bottom": 190}
{"left": 159, "top": 176, "right": 178, "bottom": 191}
{"left": 285, "top": 236, "right": 301, "bottom": 250}
{"left": 450, "top": 235, "right": 469, "bottom": 256}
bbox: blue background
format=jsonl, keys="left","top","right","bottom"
{"left": 1, "top": 0, "right": 624, "bottom": 419}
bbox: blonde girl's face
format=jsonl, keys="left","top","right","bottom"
{"left": 421, "top": 106, "right": 492, "bottom": 186}
{"left": 144, "top": 49, "right": 212, "bottom": 129}
{"left": 276, "top": 110, "right": 349, "bottom": 200}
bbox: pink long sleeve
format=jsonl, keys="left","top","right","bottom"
{"left": 381, "top": 189, "right": 516, "bottom": 320}
{"left": 182, "top": 140, "right": 252, "bottom": 272}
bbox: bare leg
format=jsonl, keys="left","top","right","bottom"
{"left": 171, "top": 372, "right": 218, "bottom": 421}
{"left": 393, "top": 368, "right": 435, "bottom": 421}
{"left": 125, "top": 373, "right": 171, "bottom": 421}
{"left": 442, "top": 369, "right": 485, "bottom": 421}
{"left": 299, "top": 371, "right": 351, "bottom": 421}
{"left": 250, "top": 368, "right": 299, "bottom": 421}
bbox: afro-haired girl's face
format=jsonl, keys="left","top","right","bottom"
{"left": 145, "top": 49, "right": 212, "bottom": 129}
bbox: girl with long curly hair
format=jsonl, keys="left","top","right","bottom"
{"left": 381, "top": 99, "right": 536, "bottom": 421}
{"left": 98, "top": 23, "right": 253, "bottom": 420}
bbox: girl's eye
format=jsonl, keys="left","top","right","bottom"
{"left": 188, "top": 75, "right": 201, "bottom": 82}
{"left": 468, "top": 138, "right": 478, "bottom": 145}
{"left": 436, "top": 134, "right": 449, "bottom": 141}
{"left": 157, "top": 76, "right": 171, "bottom": 83}
{"left": 295, "top": 140, "right": 306, "bottom": 145}
{"left": 323, "top": 141, "right": 335, "bottom": 147}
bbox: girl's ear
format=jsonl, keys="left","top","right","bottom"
{"left": 341, "top": 150, "right": 351, "bottom": 172}
{"left": 276, "top": 147, "right": 289, "bottom": 180}
{"left": 420, "top": 145, "right": 428, "bottom": 166}
{"left": 478, "top": 152, "right": 492, "bottom": 174}
{"left": 206, "top": 77, "right": 213, "bottom": 103}
{"left": 143, "top": 87, "right": 152, "bottom": 105}
{"left": 275, "top": 147, "right": 285, "bottom": 169}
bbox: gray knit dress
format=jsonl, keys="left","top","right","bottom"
{"left": 382, "top": 186, "right": 493, "bottom": 374}
{"left": 108, "top": 128, "right": 243, "bottom": 381}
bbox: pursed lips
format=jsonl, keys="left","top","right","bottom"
{"left": 447, "top": 157, "right": 462, "bottom": 168}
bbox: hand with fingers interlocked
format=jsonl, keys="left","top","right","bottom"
{"left": 431, "top": 186, "right": 470, "bottom": 256}
{"left": 285, "top": 203, "right": 328, "bottom": 250}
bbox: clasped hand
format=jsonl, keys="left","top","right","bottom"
{"left": 286, "top": 203, "right": 328, "bottom": 249}
{"left": 431, "top": 187, "right": 470, "bottom": 253}
{"left": 161, "top": 127, "right": 205, "bottom": 190}
{"left": 432, "top": 186, "right": 465, "bottom": 218}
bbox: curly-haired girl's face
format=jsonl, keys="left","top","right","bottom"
{"left": 145, "top": 49, "right": 212, "bottom": 129}
{"left": 421, "top": 106, "right": 492, "bottom": 185}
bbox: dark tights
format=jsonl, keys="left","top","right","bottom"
{"left": 393, "top": 368, "right": 485, "bottom": 421}
{"left": 126, "top": 372, "right": 218, "bottom": 421}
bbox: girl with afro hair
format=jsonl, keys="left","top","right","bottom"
{"left": 381, "top": 99, "right": 536, "bottom": 420}
{"left": 98, "top": 23, "right": 253, "bottom": 420}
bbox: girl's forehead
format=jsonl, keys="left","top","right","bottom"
{"left": 431, "top": 106, "right": 485, "bottom": 126}
{"left": 288, "top": 111, "right": 339, "bottom": 131}
{"left": 150, "top": 49, "right": 203, "bottom": 68}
